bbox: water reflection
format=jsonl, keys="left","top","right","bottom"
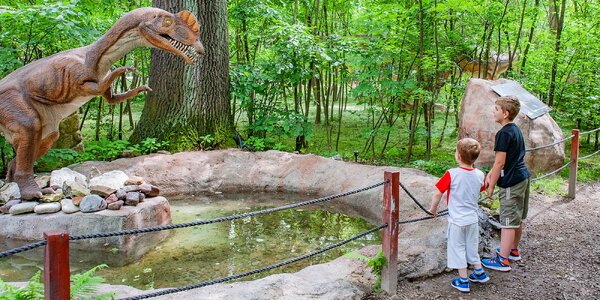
{"left": 0, "top": 193, "right": 381, "bottom": 290}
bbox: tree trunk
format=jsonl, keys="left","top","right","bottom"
{"left": 131, "top": 0, "right": 232, "bottom": 147}
{"left": 547, "top": 0, "right": 566, "bottom": 107}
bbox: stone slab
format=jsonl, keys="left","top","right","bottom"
{"left": 0, "top": 197, "right": 171, "bottom": 265}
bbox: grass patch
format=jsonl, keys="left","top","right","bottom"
{"left": 531, "top": 177, "right": 567, "bottom": 197}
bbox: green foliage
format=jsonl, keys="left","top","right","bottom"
{"left": 35, "top": 148, "right": 80, "bottom": 172}
{"left": 245, "top": 136, "right": 266, "bottom": 151}
{"left": 410, "top": 160, "right": 453, "bottom": 178}
{"left": 0, "top": 271, "right": 43, "bottom": 300}
{"left": 0, "top": 265, "right": 113, "bottom": 300}
{"left": 70, "top": 264, "right": 114, "bottom": 300}
{"left": 366, "top": 248, "right": 388, "bottom": 292}
{"left": 531, "top": 177, "right": 567, "bottom": 197}
{"left": 137, "top": 138, "right": 169, "bottom": 155}
{"left": 82, "top": 138, "right": 131, "bottom": 161}
{"left": 198, "top": 135, "right": 215, "bottom": 150}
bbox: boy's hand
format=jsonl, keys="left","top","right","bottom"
{"left": 486, "top": 185, "right": 494, "bottom": 198}
{"left": 428, "top": 207, "right": 438, "bottom": 218}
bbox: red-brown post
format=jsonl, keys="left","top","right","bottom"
{"left": 44, "top": 231, "right": 70, "bottom": 300}
{"left": 381, "top": 171, "right": 399, "bottom": 294}
{"left": 568, "top": 129, "right": 580, "bottom": 198}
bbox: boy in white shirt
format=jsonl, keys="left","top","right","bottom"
{"left": 429, "top": 138, "right": 489, "bottom": 293}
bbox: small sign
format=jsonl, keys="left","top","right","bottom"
{"left": 491, "top": 81, "right": 551, "bottom": 119}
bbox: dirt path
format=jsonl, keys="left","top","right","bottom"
{"left": 383, "top": 182, "right": 600, "bottom": 300}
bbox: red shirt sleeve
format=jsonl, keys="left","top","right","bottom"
{"left": 435, "top": 171, "right": 451, "bottom": 194}
{"left": 481, "top": 176, "right": 487, "bottom": 192}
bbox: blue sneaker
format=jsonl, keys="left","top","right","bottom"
{"left": 496, "top": 247, "right": 522, "bottom": 261}
{"left": 482, "top": 255, "right": 511, "bottom": 272}
{"left": 469, "top": 271, "right": 490, "bottom": 283}
{"left": 451, "top": 277, "right": 470, "bottom": 292}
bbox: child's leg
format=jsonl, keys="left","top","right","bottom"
{"left": 500, "top": 228, "right": 516, "bottom": 257}
{"left": 513, "top": 223, "right": 523, "bottom": 249}
{"left": 458, "top": 268, "right": 468, "bottom": 278}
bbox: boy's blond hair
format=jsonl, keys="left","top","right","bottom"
{"left": 495, "top": 96, "right": 521, "bottom": 121}
{"left": 457, "top": 138, "right": 481, "bottom": 165}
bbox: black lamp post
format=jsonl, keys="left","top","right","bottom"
{"left": 353, "top": 150, "right": 359, "bottom": 162}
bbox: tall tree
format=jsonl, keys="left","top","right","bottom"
{"left": 131, "top": 0, "right": 232, "bottom": 148}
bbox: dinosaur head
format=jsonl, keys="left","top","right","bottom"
{"left": 140, "top": 9, "right": 205, "bottom": 64}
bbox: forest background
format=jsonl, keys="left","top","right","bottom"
{"left": 0, "top": 0, "right": 599, "bottom": 188}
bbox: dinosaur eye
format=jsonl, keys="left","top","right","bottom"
{"left": 163, "top": 18, "right": 173, "bottom": 26}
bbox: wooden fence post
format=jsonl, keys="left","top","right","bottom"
{"left": 568, "top": 129, "right": 580, "bottom": 198}
{"left": 44, "top": 231, "right": 70, "bottom": 300}
{"left": 381, "top": 171, "right": 399, "bottom": 294}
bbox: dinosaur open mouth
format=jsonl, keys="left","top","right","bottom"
{"left": 167, "top": 37, "right": 201, "bottom": 64}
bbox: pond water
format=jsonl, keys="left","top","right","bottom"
{"left": 0, "top": 193, "right": 381, "bottom": 290}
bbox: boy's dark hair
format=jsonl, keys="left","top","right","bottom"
{"left": 495, "top": 96, "right": 521, "bottom": 121}
{"left": 457, "top": 138, "right": 481, "bottom": 165}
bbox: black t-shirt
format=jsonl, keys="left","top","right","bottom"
{"left": 494, "top": 123, "right": 531, "bottom": 188}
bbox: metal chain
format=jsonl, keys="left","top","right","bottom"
{"left": 70, "top": 181, "right": 387, "bottom": 241}
{"left": 119, "top": 224, "right": 388, "bottom": 300}
{"left": 0, "top": 240, "right": 47, "bottom": 259}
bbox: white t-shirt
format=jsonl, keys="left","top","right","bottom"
{"left": 435, "top": 167, "right": 485, "bottom": 226}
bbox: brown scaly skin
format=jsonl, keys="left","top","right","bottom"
{"left": 0, "top": 8, "right": 205, "bottom": 200}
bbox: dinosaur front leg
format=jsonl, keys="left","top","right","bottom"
{"left": 103, "top": 85, "right": 152, "bottom": 105}
{"left": 80, "top": 66, "right": 137, "bottom": 96}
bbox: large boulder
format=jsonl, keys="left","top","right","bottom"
{"left": 459, "top": 78, "right": 565, "bottom": 174}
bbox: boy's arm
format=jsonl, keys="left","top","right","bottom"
{"left": 486, "top": 151, "right": 506, "bottom": 197}
{"left": 429, "top": 190, "right": 444, "bottom": 217}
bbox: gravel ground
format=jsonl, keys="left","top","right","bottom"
{"left": 368, "top": 182, "right": 600, "bottom": 300}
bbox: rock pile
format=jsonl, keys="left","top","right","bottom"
{"left": 0, "top": 168, "right": 160, "bottom": 216}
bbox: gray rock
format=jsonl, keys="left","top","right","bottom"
{"left": 90, "top": 185, "right": 117, "bottom": 197}
{"left": 61, "top": 199, "right": 80, "bottom": 214}
{"left": 125, "top": 192, "right": 140, "bottom": 206}
{"left": 39, "top": 192, "right": 64, "bottom": 203}
{"left": 123, "top": 185, "right": 140, "bottom": 193}
{"left": 35, "top": 175, "right": 51, "bottom": 189}
{"left": 80, "top": 195, "right": 106, "bottom": 213}
{"left": 89, "top": 170, "right": 129, "bottom": 190}
{"left": 1, "top": 199, "right": 22, "bottom": 214}
{"left": 0, "top": 197, "right": 171, "bottom": 265}
{"left": 139, "top": 184, "right": 160, "bottom": 197}
{"left": 9, "top": 202, "right": 39, "bottom": 215}
{"left": 105, "top": 194, "right": 118, "bottom": 204}
{"left": 34, "top": 202, "right": 62, "bottom": 214}
{"left": 459, "top": 78, "right": 565, "bottom": 173}
{"left": 50, "top": 167, "right": 87, "bottom": 188}
{"left": 107, "top": 200, "right": 124, "bottom": 210}
{"left": 63, "top": 181, "right": 90, "bottom": 198}
{"left": 125, "top": 176, "right": 144, "bottom": 185}
{"left": 115, "top": 188, "right": 126, "bottom": 200}
{"left": 0, "top": 182, "right": 21, "bottom": 203}
{"left": 138, "top": 193, "right": 145, "bottom": 203}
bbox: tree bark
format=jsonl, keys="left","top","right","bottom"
{"left": 131, "top": 0, "right": 232, "bottom": 147}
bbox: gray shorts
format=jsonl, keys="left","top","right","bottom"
{"left": 499, "top": 178, "right": 530, "bottom": 228}
{"left": 447, "top": 222, "right": 481, "bottom": 269}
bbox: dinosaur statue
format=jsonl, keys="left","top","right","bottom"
{"left": 456, "top": 52, "right": 518, "bottom": 80}
{"left": 0, "top": 8, "right": 205, "bottom": 200}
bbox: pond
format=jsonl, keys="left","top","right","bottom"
{"left": 0, "top": 192, "right": 381, "bottom": 290}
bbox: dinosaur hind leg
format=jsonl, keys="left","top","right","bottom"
{"left": 5, "top": 109, "right": 44, "bottom": 200}
{"left": 6, "top": 158, "right": 16, "bottom": 182}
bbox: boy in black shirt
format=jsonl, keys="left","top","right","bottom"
{"left": 482, "top": 96, "right": 531, "bottom": 272}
